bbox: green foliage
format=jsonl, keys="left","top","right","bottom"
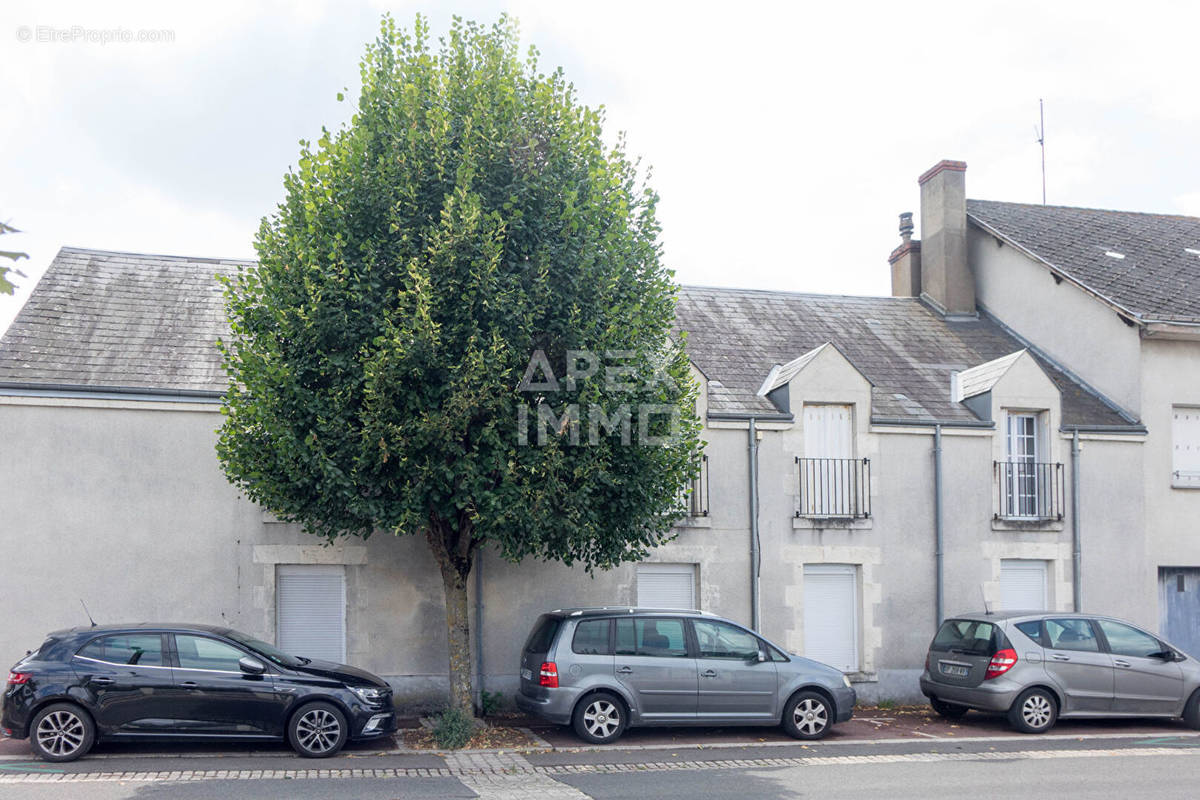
{"left": 0, "top": 220, "right": 28, "bottom": 296}
{"left": 217, "top": 12, "right": 700, "bottom": 568}
{"left": 432, "top": 707, "right": 475, "bottom": 749}
{"left": 480, "top": 690, "right": 505, "bottom": 717}
{"left": 876, "top": 698, "right": 896, "bottom": 711}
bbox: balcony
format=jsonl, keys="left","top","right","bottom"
{"left": 796, "top": 457, "right": 871, "bottom": 519}
{"left": 994, "top": 460, "right": 1064, "bottom": 521}
{"left": 677, "top": 454, "right": 710, "bottom": 518}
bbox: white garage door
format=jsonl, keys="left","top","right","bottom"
{"left": 637, "top": 564, "right": 696, "bottom": 609}
{"left": 277, "top": 564, "right": 347, "bottom": 662}
{"left": 803, "top": 564, "right": 858, "bottom": 672}
{"left": 1000, "top": 560, "right": 1048, "bottom": 611}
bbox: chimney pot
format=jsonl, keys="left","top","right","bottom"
{"left": 899, "top": 211, "right": 914, "bottom": 242}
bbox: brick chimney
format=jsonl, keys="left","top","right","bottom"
{"left": 888, "top": 211, "right": 921, "bottom": 297}
{"left": 917, "top": 160, "right": 975, "bottom": 316}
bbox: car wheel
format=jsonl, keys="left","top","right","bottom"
{"left": 288, "top": 702, "right": 349, "bottom": 758}
{"left": 572, "top": 692, "right": 626, "bottom": 744}
{"left": 1184, "top": 689, "right": 1200, "bottom": 730}
{"left": 929, "top": 697, "right": 969, "bottom": 719}
{"left": 782, "top": 691, "right": 833, "bottom": 740}
{"left": 1008, "top": 687, "right": 1057, "bottom": 734}
{"left": 30, "top": 703, "right": 95, "bottom": 762}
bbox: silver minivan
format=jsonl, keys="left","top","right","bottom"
{"left": 920, "top": 611, "right": 1200, "bottom": 733}
{"left": 515, "top": 607, "right": 856, "bottom": 744}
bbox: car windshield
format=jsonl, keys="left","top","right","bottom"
{"left": 224, "top": 629, "right": 306, "bottom": 667}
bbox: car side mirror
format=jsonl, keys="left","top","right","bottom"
{"left": 756, "top": 650, "right": 768, "bottom": 663}
{"left": 239, "top": 656, "right": 266, "bottom": 675}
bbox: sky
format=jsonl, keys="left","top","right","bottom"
{"left": 4, "top": 0, "right": 1200, "bottom": 335}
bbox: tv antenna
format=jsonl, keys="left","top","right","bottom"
{"left": 1034, "top": 99, "right": 1046, "bottom": 205}
{"left": 80, "top": 599, "right": 97, "bottom": 628}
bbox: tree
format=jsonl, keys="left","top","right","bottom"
{"left": 0, "top": 220, "right": 28, "bottom": 296}
{"left": 216, "top": 15, "right": 702, "bottom": 716}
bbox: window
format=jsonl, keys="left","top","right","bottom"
{"left": 78, "top": 634, "right": 164, "bottom": 667}
{"left": 1000, "top": 560, "right": 1048, "bottom": 610}
{"left": 175, "top": 635, "right": 248, "bottom": 672}
{"left": 803, "top": 564, "right": 859, "bottom": 671}
{"left": 523, "top": 616, "right": 561, "bottom": 654}
{"left": 932, "top": 620, "right": 1001, "bottom": 656}
{"left": 1096, "top": 620, "right": 1163, "bottom": 658}
{"left": 692, "top": 620, "right": 760, "bottom": 660}
{"left": 1173, "top": 407, "right": 1200, "bottom": 487}
{"left": 572, "top": 619, "right": 612, "bottom": 655}
{"left": 1044, "top": 618, "right": 1100, "bottom": 652}
{"left": 1015, "top": 620, "right": 1045, "bottom": 646}
{"left": 636, "top": 564, "right": 696, "bottom": 609}
{"left": 676, "top": 454, "right": 710, "bottom": 516}
{"left": 614, "top": 618, "right": 688, "bottom": 658}
{"left": 276, "top": 564, "right": 346, "bottom": 662}
{"left": 1006, "top": 412, "right": 1040, "bottom": 517}
{"left": 799, "top": 405, "right": 869, "bottom": 517}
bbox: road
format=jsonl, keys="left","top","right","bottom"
{"left": 2, "top": 733, "right": 1199, "bottom": 799}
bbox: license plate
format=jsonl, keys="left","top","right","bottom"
{"left": 521, "top": 668, "right": 532, "bottom": 681}
{"left": 940, "top": 663, "right": 969, "bottom": 677}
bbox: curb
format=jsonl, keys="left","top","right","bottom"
{"left": 2, "top": 728, "right": 1197, "bottom": 761}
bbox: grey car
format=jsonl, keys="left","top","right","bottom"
{"left": 515, "top": 607, "right": 855, "bottom": 744}
{"left": 920, "top": 611, "right": 1200, "bottom": 733}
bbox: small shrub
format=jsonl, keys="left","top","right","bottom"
{"left": 480, "top": 690, "right": 505, "bottom": 717}
{"left": 433, "top": 708, "right": 475, "bottom": 749}
{"left": 876, "top": 699, "right": 896, "bottom": 711}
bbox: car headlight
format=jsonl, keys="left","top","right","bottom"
{"left": 842, "top": 674, "right": 852, "bottom": 688}
{"left": 350, "top": 686, "right": 388, "bottom": 705}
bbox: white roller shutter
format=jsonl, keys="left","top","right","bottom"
{"left": 1000, "top": 560, "right": 1047, "bottom": 611}
{"left": 277, "top": 564, "right": 347, "bottom": 662}
{"left": 637, "top": 564, "right": 696, "bottom": 609}
{"left": 803, "top": 564, "right": 858, "bottom": 672}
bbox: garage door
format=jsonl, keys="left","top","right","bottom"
{"left": 277, "top": 564, "right": 346, "bottom": 662}
{"left": 637, "top": 564, "right": 696, "bottom": 609}
{"left": 803, "top": 564, "right": 858, "bottom": 672}
{"left": 1000, "top": 560, "right": 1047, "bottom": 611}
{"left": 1160, "top": 568, "right": 1200, "bottom": 659}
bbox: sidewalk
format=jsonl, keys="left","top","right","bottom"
{"left": 2, "top": 706, "right": 1195, "bottom": 759}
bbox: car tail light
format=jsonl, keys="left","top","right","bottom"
{"left": 6, "top": 672, "right": 31, "bottom": 686}
{"left": 984, "top": 648, "right": 1018, "bottom": 680}
{"left": 539, "top": 662, "right": 559, "bottom": 688}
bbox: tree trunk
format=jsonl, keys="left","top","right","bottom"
{"left": 427, "top": 519, "right": 475, "bottom": 717}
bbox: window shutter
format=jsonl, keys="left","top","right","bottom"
{"left": 804, "top": 405, "right": 853, "bottom": 459}
{"left": 636, "top": 564, "right": 696, "bottom": 609}
{"left": 803, "top": 564, "right": 858, "bottom": 672}
{"left": 277, "top": 565, "right": 347, "bottom": 663}
{"left": 999, "top": 560, "right": 1047, "bottom": 611}
{"left": 1173, "top": 407, "right": 1200, "bottom": 485}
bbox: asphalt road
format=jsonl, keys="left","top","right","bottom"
{"left": 1, "top": 733, "right": 1198, "bottom": 799}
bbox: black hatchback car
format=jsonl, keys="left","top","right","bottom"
{"left": 1, "top": 624, "right": 396, "bottom": 761}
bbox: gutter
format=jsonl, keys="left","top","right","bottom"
{"left": 1060, "top": 423, "right": 1147, "bottom": 435}
{"left": 871, "top": 416, "right": 993, "bottom": 429}
{"left": 0, "top": 381, "right": 224, "bottom": 403}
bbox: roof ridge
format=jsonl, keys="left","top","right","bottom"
{"left": 679, "top": 284, "right": 915, "bottom": 302}
{"left": 57, "top": 246, "right": 256, "bottom": 265}
{"left": 967, "top": 198, "right": 1200, "bottom": 222}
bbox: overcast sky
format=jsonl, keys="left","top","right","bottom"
{"left": 4, "top": 0, "right": 1200, "bottom": 335}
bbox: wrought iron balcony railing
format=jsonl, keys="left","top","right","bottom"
{"left": 796, "top": 457, "right": 871, "bottom": 519}
{"left": 994, "top": 460, "right": 1064, "bottom": 521}
{"left": 677, "top": 454, "right": 709, "bottom": 517}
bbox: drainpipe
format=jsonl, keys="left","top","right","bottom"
{"left": 474, "top": 555, "right": 485, "bottom": 712}
{"left": 1071, "top": 430, "right": 1082, "bottom": 612}
{"left": 934, "top": 424, "right": 944, "bottom": 626}
{"left": 749, "top": 418, "right": 761, "bottom": 632}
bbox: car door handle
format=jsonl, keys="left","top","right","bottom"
{"left": 1114, "top": 659, "right": 1131, "bottom": 668}
{"left": 90, "top": 677, "right": 114, "bottom": 686}
{"left": 179, "top": 681, "right": 199, "bottom": 689}
{"left": 700, "top": 670, "right": 718, "bottom": 678}
{"left": 616, "top": 667, "right": 633, "bottom": 675}
{"left": 1051, "top": 654, "right": 1071, "bottom": 661}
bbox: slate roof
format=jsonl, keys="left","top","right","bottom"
{"left": 967, "top": 200, "right": 1200, "bottom": 324}
{"left": 954, "top": 350, "right": 1027, "bottom": 401}
{"left": 0, "top": 247, "right": 1136, "bottom": 429}
{"left": 0, "top": 247, "right": 245, "bottom": 393}
{"left": 673, "top": 286, "right": 1133, "bottom": 428}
